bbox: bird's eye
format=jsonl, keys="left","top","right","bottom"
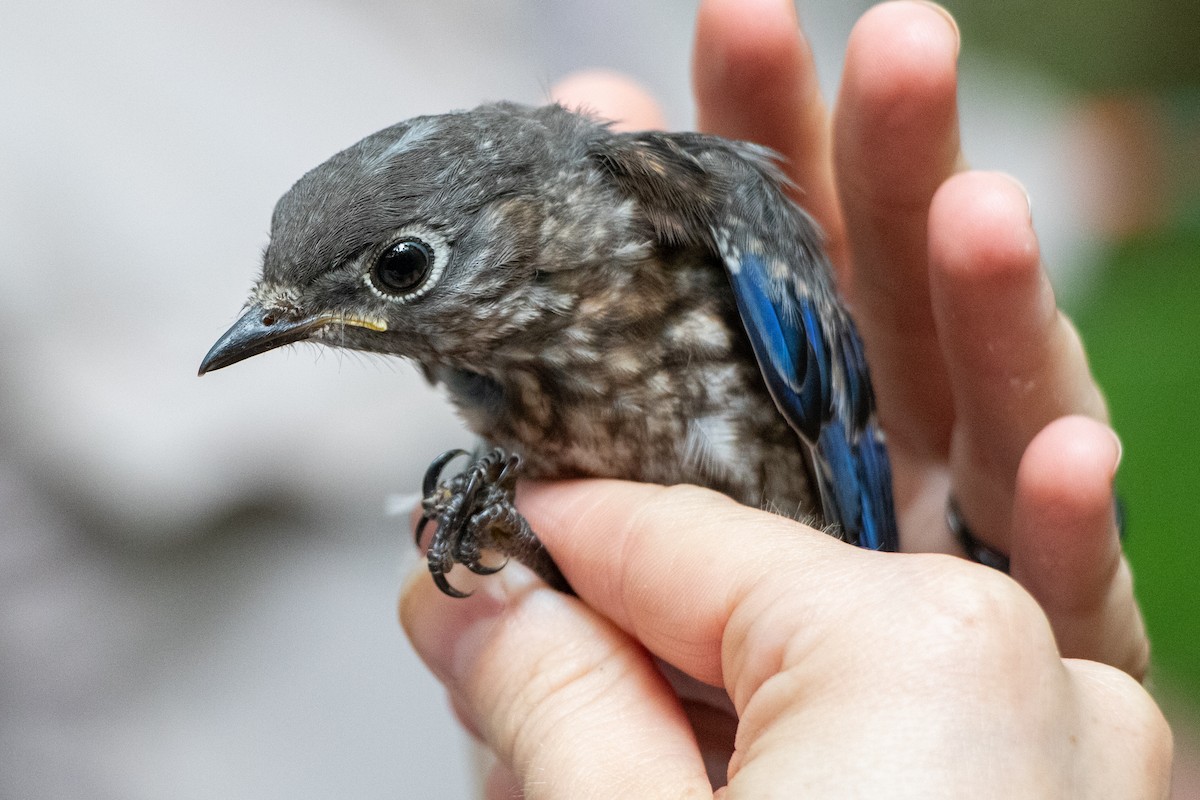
{"left": 362, "top": 227, "right": 450, "bottom": 303}
{"left": 370, "top": 238, "right": 434, "bottom": 297}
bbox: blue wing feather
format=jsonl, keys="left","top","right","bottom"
{"left": 719, "top": 236, "right": 898, "bottom": 552}
{"left": 724, "top": 255, "right": 824, "bottom": 439}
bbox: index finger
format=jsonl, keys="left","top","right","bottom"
{"left": 692, "top": 0, "right": 845, "bottom": 268}
{"left": 833, "top": 1, "right": 963, "bottom": 457}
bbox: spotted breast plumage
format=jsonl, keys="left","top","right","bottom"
{"left": 200, "top": 102, "right": 898, "bottom": 595}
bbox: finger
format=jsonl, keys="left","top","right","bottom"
{"left": 692, "top": 0, "right": 844, "bottom": 265}
{"left": 928, "top": 172, "right": 1109, "bottom": 543}
{"left": 517, "top": 480, "right": 1136, "bottom": 794}
{"left": 516, "top": 482, "right": 1171, "bottom": 793}
{"left": 516, "top": 480, "right": 893, "bottom": 791}
{"left": 1063, "top": 659, "right": 1174, "bottom": 797}
{"left": 1011, "top": 416, "right": 1148, "bottom": 678}
{"left": 483, "top": 758, "right": 524, "bottom": 800}
{"left": 833, "top": 1, "right": 962, "bottom": 464}
{"left": 550, "top": 70, "right": 667, "bottom": 132}
{"left": 398, "top": 564, "right": 712, "bottom": 798}
{"left": 516, "top": 480, "right": 916, "bottom": 698}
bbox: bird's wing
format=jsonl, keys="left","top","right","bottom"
{"left": 591, "top": 130, "right": 897, "bottom": 551}
{"left": 715, "top": 206, "right": 898, "bottom": 552}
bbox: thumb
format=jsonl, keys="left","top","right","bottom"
{"left": 515, "top": 480, "right": 880, "bottom": 695}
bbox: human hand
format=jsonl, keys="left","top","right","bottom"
{"left": 552, "top": 0, "right": 1146, "bottom": 678}
{"left": 401, "top": 482, "right": 1172, "bottom": 797}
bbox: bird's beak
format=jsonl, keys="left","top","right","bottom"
{"left": 198, "top": 304, "right": 330, "bottom": 375}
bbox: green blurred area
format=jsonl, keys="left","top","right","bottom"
{"left": 1070, "top": 212, "right": 1200, "bottom": 694}
{"left": 944, "top": 0, "right": 1199, "bottom": 94}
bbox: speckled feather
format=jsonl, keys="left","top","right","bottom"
{"left": 237, "top": 102, "right": 897, "bottom": 549}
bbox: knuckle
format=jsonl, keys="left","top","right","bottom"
{"left": 897, "top": 555, "right": 1055, "bottom": 670}
{"left": 1067, "top": 660, "right": 1174, "bottom": 786}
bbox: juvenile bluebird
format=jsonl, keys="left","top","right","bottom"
{"left": 200, "top": 102, "right": 898, "bottom": 596}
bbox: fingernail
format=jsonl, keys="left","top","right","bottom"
{"left": 917, "top": 1, "right": 961, "bottom": 56}
{"left": 1106, "top": 427, "right": 1124, "bottom": 478}
{"left": 447, "top": 566, "right": 549, "bottom": 685}
{"left": 401, "top": 568, "right": 500, "bottom": 689}
{"left": 402, "top": 564, "right": 540, "bottom": 689}
{"left": 996, "top": 171, "right": 1034, "bottom": 222}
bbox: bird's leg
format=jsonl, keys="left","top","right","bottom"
{"left": 415, "top": 448, "right": 571, "bottom": 598}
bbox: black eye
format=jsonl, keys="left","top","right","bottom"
{"left": 371, "top": 238, "right": 434, "bottom": 297}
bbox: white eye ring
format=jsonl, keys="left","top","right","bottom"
{"left": 363, "top": 226, "right": 450, "bottom": 303}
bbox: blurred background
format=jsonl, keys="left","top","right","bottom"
{"left": 1, "top": 0, "right": 1195, "bottom": 797}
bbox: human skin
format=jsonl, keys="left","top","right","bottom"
{"left": 402, "top": 480, "right": 1170, "bottom": 797}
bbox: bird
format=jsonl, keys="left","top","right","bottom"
{"left": 199, "top": 102, "right": 898, "bottom": 596}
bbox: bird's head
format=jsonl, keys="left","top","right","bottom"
{"left": 199, "top": 104, "right": 619, "bottom": 377}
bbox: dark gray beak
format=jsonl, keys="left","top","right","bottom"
{"left": 198, "top": 304, "right": 327, "bottom": 375}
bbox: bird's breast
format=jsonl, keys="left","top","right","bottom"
{"left": 435, "top": 307, "right": 815, "bottom": 517}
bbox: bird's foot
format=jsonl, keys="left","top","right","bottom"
{"left": 416, "top": 448, "right": 571, "bottom": 597}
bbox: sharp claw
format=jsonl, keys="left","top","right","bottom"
{"left": 498, "top": 453, "right": 522, "bottom": 483}
{"left": 464, "top": 557, "right": 507, "bottom": 576}
{"left": 414, "top": 513, "right": 433, "bottom": 548}
{"left": 432, "top": 569, "right": 471, "bottom": 599}
{"left": 415, "top": 446, "right": 560, "bottom": 597}
{"left": 424, "top": 449, "right": 469, "bottom": 497}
